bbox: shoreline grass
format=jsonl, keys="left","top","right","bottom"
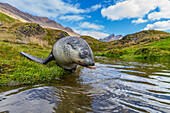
{"left": 0, "top": 41, "right": 68, "bottom": 86}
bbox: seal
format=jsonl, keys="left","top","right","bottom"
{"left": 20, "top": 36, "right": 95, "bottom": 72}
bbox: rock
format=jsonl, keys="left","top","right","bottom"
{"left": 0, "top": 21, "right": 2, "bottom": 26}
{"left": 16, "top": 39, "right": 27, "bottom": 44}
{"left": 17, "top": 23, "right": 45, "bottom": 37}
{"left": 141, "top": 39, "right": 150, "bottom": 42}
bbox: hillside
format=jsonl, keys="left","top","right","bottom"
{"left": 95, "top": 30, "right": 170, "bottom": 59}
{"left": 115, "top": 30, "right": 169, "bottom": 47}
{"left": 81, "top": 36, "right": 107, "bottom": 52}
{"left": 1, "top": 10, "right": 170, "bottom": 59}
{"left": 0, "top": 11, "right": 104, "bottom": 50}
{"left": 0, "top": 2, "right": 80, "bottom": 37}
{"left": 0, "top": 12, "right": 71, "bottom": 85}
{"left": 1, "top": 10, "right": 170, "bottom": 85}
{"left": 0, "top": 12, "right": 70, "bottom": 47}
{"left": 0, "top": 10, "right": 16, "bottom": 23}
{"left": 0, "top": 2, "right": 170, "bottom": 61}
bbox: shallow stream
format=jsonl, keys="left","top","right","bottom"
{"left": 0, "top": 56, "right": 170, "bottom": 113}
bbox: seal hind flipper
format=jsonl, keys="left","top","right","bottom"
{"left": 20, "top": 51, "right": 55, "bottom": 64}
{"left": 43, "top": 52, "right": 55, "bottom": 64}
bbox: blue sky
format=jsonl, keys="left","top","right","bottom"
{"left": 1, "top": 0, "right": 170, "bottom": 39}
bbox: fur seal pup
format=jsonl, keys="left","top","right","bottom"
{"left": 20, "top": 36, "right": 95, "bottom": 72}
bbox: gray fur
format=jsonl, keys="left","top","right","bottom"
{"left": 20, "top": 36, "right": 95, "bottom": 72}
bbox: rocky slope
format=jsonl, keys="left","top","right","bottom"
{"left": 0, "top": 2, "right": 80, "bottom": 36}
{"left": 100, "top": 34, "right": 123, "bottom": 42}
{"left": 0, "top": 12, "right": 69, "bottom": 47}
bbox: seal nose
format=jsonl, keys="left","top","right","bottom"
{"left": 91, "top": 62, "right": 95, "bottom": 66}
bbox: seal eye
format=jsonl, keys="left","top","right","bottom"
{"left": 82, "top": 51, "right": 88, "bottom": 56}
{"left": 67, "top": 42, "right": 75, "bottom": 49}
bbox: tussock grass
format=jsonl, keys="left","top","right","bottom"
{"left": 0, "top": 41, "right": 68, "bottom": 86}
{"left": 0, "top": 31, "right": 16, "bottom": 42}
{"left": 28, "top": 37, "right": 51, "bottom": 48}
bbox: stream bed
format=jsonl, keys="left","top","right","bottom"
{"left": 0, "top": 56, "right": 170, "bottom": 113}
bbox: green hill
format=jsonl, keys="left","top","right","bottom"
{"left": 81, "top": 36, "right": 106, "bottom": 52}
{"left": 95, "top": 30, "right": 170, "bottom": 60}
{"left": 114, "top": 30, "right": 169, "bottom": 48}
{"left": 0, "top": 12, "right": 16, "bottom": 23}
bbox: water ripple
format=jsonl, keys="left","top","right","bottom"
{"left": 0, "top": 57, "right": 170, "bottom": 112}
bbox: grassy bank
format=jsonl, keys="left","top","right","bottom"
{"left": 0, "top": 41, "right": 68, "bottom": 86}
{"left": 0, "top": 12, "right": 72, "bottom": 86}
{"left": 95, "top": 35, "right": 170, "bottom": 60}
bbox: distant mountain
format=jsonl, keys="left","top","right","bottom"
{"left": 0, "top": 2, "right": 80, "bottom": 36}
{"left": 99, "top": 34, "right": 123, "bottom": 42}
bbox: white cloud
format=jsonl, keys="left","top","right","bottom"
{"left": 132, "top": 18, "right": 148, "bottom": 24}
{"left": 101, "top": 0, "right": 170, "bottom": 21}
{"left": 74, "top": 21, "right": 107, "bottom": 39}
{"left": 1, "top": 0, "right": 101, "bottom": 18}
{"left": 1, "top": 0, "right": 86, "bottom": 18}
{"left": 75, "top": 30, "right": 109, "bottom": 39}
{"left": 148, "top": 0, "right": 170, "bottom": 20}
{"left": 80, "top": 22, "right": 104, "bottom": 30}
{"left": 144, "top": 20, "right": 170, "bottom": 31}
{"left": 59, "top": 15, "right": 84, "bottom": 21}
{"left": 101, "top": 0, "right": 158, "bottom": 20}
{"left": 85, "top": 4, "right": 102, "bottom": 13}
{"left": 89, "top": 4, "right": 102, "bottom": 11}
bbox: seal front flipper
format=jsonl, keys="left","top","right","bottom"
{"left": 20, "top": 51, "right": 55, "bottom": 64}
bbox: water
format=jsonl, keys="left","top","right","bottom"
{"left": 0, "top": 56, "right": 170, "bottom": 113}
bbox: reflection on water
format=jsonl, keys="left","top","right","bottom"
{"left": 0, "top": 56, "right": 170, "bottom": 113}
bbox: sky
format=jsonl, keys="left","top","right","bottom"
{"left": 1, "top": 0, "right": 170, "bottom": 39}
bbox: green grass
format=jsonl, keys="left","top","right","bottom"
{"left": 133, "top": 37, "right": 170, "bottom": 57}
{"left": 0, "top": 12, "right": 16, "bottom": 23}
{"left": 0, "top": 41, "right": 68, "bottom": 86}
{"left": 95, "top": 36, "right": 170, "bottom": 60}
{"left": 147, "top": 37, "right": 170, "bottom": 48}
{"left": 43, "top": 28, "right": 69, "bottom": 46}
{"left": 81, "top": 36, "right": 107, "bottom": 52}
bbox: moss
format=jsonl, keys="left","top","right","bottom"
{"left": 0, "top": 41, "right": 69, "bottom": 86}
